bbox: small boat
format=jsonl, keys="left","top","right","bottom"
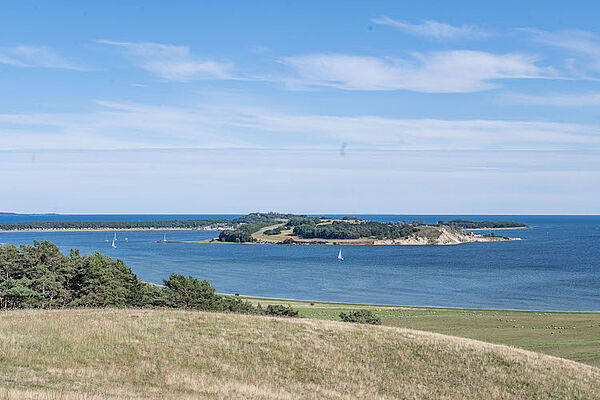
{"left": 162, "top": 233, "right": 167, "bottom": 243}
{"left": 111, "top": 238, "right": 116, "bottom": 249}
{"left": 125, "top": 237, "right": 128, "bottom": 242}
{"left": 113, "top": 232, "right": 118, "bottom": 241}
{"left": 338, "top": 249, "right": 344, "bottom": 261}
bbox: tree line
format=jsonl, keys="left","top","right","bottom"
{"left": 293, "top": 221, "right": 417, "bottom": 240}
{"left": 0, "top": 219, "right": 231, "bottom": 231}
{"left": 0, "top": 241, "right": 297, "bottom": 317}
{"left": 444, "top": 220, "right": 528, "bottom": 229}
{"left": 232, "top": 212, "right": 296, "bottom": 224}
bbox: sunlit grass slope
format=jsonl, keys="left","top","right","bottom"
{"left": 240, "top": 296, "right": 600, "bottom": 367}
{"left": 1, "top": 309, "right": 599, "bottom": 399}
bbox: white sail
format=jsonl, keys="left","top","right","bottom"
{"left": 163, "top": 233, "right": 167, "bottom": 242}
{"left": 111, "top": 238, "right": 116, "bottom": 248}
{"left": 114, "top": 232, "right": 117, "bottom": 241}
{"left": 338, "top": 249, "right": 343, "bottom": 261}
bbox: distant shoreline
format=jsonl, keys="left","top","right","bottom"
{"left": 0, "top": 226, "right": 530, "bottom": 234}
{"left": 464, "top": 226, "right": 530, "bottom": 231}
{"left": 0, "top": 228, "right": 217, "bottom": 233}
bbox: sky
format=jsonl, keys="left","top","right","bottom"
{"left": 1, "top": 0, "right": 600, "bottom": 214}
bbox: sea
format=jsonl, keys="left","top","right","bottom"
{"left": 1, "top": 214, "right": 598, "bottom": 311}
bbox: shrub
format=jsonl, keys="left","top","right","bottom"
{"left": 216, "top": 296, "right": 257, "bottom": 314}
{"left": 339, "top": 310, "right": 381, "bottom": 325}
{"left": 264, "top": 226, "right": 284, "bottom": 235}
{"left": 261, "top": 304, "right": 300, "bottom": 318}
{"left": 163, "top": 274, "right": 218, "bottom": 310}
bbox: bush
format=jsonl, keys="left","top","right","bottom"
{"left": 264, "top": 226, "right": 284, "bottom": 235}
{"left": 261, "top": 304, "right": 300, "bottom": 318}
{"left": 163, "top": 274, "right": 219, "bottom": 310}
{"left": 216, "top": 295, "right": 257, "bottom": 314}
{"left": 339, "top": 310, "right": 381, "bottom": 325}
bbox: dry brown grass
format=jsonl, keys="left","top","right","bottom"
{"left": 0, "top": 309, "right": 599, "bottom": 399}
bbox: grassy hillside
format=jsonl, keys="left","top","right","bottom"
{"left": 1, "top": 309, "right": 599, "bottom": 399}
{"left": 241, "top": 296, "right": 600, "bottom": 367}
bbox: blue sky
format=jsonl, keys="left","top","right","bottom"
{"left": 2, "top": 1, "right": 600, "bottom": 214}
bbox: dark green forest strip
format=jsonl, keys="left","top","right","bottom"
{"left": 0, "top": 219, "right": 230, "bottom": 231}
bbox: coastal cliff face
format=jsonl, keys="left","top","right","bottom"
{"left": 373, "top": 226, "right": 520, "bottom": 246}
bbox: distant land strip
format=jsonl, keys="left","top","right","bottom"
{"left": 0, "top": 219, "right": 233, "bottom": 231}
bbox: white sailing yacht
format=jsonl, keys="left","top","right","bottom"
{"left": 163, "top": 233, "right": 167, "bottom": 242}
{"left": 111, "top": 238, "right": 116, "bottom": 248}
{"left": 338, "top": 248, "right": 344, "bottom": 261}
{"left": 113, "top": 232, "right": 118, "bottom": 241}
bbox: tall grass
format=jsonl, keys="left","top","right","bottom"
{"left": 0, "top": 309, "right": 599, "bottom": 399}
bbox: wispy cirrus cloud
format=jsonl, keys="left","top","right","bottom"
{"left": 504, "top": 92, "right": 600, "bottom": 107}
{"left": 280, "top": 51, "right": 553, "bottom": 93}
{"left": 1, "top": 100, "right": 599, "bottom": 152}
{"left": 0, "top": 45, "right": 81, "bottom": 69}
{"left": 98, "top": 40, "right": 234, "bottom": 81}
{"left": 521, "top": 28, "right": 600, "bottom": 76}
{"left": 371, "top": 16, "right": 489, "bottom": 40}
{"left": 524, "top": 29, "right": 600, "bottom": 57}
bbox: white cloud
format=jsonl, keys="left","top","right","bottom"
{"left": 0, "top": 100, "right": 599, "bottom": 152}
{"left": 0, "top": 45, "right": 81, "bottom": 69}
{"left": 226, "top": 108, "right": 600, "bottom": 150}
{"left": 98, "top": 40, "right": 234, "bottom": 81}
{"left": 280, "top": 51, "right": 552, "bottom": 93}
{"left": 522, "top": 28, "right": 600, "bottom": 75}
{"left": 505, "top": 92, "right": 600, "bottom": 107}
{"left": 372, "top": 16, "right": 488, "bottom": 40}
{"left": 525, "top": 29, "right": 600, "bottom": 57}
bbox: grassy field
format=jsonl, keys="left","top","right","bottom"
{"left": 1, "top": 309, "right": 599, "bottom": 399}
{"left": 251, "top": 222, "right": 377, "bottom": 245}
{"left": 239, "top": 296, "right": 600, "bottom": 367}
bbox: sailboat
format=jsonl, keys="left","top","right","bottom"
{"left": 338, "top": 248, "right": 344, "bottom": 261}
{"left": 111, "top": 238, "right": 117, "bottom": 249}
{"left": 162, "top": 233, "right": 167, "bottom": 243}
{"left": 113, "top": 232, "right": 118, "bottom": 241}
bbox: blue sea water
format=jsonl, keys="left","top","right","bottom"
{"left": 1, "top": 214, "right": 598, "bottom": 311}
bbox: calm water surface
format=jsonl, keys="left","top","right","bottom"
{"left": 1, "top": 214, "right": 598, "bottom": 311}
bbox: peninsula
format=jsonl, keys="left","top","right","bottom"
{"left": 209, "top": 213, "right": 527, "bottom": 245}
